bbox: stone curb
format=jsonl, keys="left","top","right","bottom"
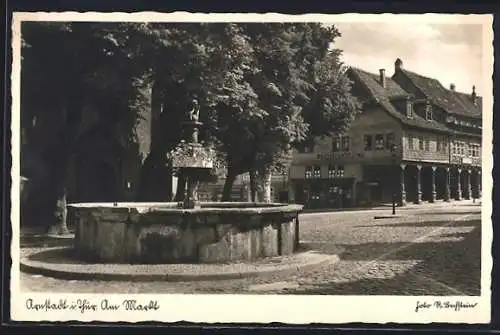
{"left": 20, "top": 247, "right": 339, "bottom": 282}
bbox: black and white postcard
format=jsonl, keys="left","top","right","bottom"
{"left": 10, "top": 12, "right": 493, "bottom": 324}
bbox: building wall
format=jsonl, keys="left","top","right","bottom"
{"left": 291, "top": 106, "right": 404, "bottom": 180}
{"left": 402, "top": 129, "right": 450, "bottom": 164}
{"left": 450, "top": 136, "right": 481, "bottom": 167}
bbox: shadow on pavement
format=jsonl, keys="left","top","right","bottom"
{"left": 405, "top": 211, "right": 481, "bottom": 216}
{"left": 358, "top": 218, "right": 480, "bottom": 229}
{"left": 285, "top": 220, "right": 481, "bottom": 296}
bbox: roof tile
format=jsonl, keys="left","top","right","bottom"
{"left": 397, "top": 69, "right": 482, "bottom": 119}
{"left": 348, "top": 67, "right": 452, "bottom": 133}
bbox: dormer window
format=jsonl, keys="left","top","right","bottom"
{"left": 406, "top": 99, "right": 413, "bottom": 118}
{"left": 425, "top": 101, "right": 433, "bottom": 120}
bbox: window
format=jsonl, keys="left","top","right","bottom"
{"left": 305, "top": 166, "right": 312, "bottom": 179}
{"left": 406, "top": 100, "right": 414, "bottom": 118}
{"left": 364, "top": 135, "right": 373, "bottom": 151}
{"left": 328, "top": 164, "right": 336, "bottom": 179}
{"left": 333, "top": 135, "right": 350, "bottom": 152}
{"left": 332, "top": 137, "right": 341, "bottom": 152}
{"left": 441, "top": 141, "right": 447, "bottom": 153}
{"left": 337, "top": 165, "right": 345, "bottom": 178}
{"left": 328, "top": 165, "right": 345, "bottom": 178}
{"left": 341, "top": 136, "right": 350, "bottom": 151}
{"left": 424, "top": 137, "right": 430, "bottom": 151}
{"left": 453, "top": 141, "right": 467, "bottom": 156}
{"left": 471, "top": 144, "right": 480, "bottom": 157}
{"left": 313, "top": 165, "right": 321, "bottom": 178}
{"left": 375, "top": 134, "right": 385, "bottom": 150}
{"left": 418, "top": 136, "right": 424, "bottom": 150}
{"left": 408, "top": 135, "right": 414, "bottom": 150}
{"left": 425, "top": 103, "right": 433, "bottom": 120}
{"left": 437, "top": 137, "right": 447, "bottom": 153}
{"left": 386, "top": 133, "right": 395, "bottom": 150}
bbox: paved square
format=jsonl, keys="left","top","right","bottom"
{"left": 20, "top": 201, "right": 481, "bottom": 295}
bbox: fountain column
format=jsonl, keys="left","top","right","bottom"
{"left": 170, "top": 99, "right": 214, "bottom": 210}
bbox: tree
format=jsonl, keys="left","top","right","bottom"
{"left": 213, "top": 23, "right": 360, "bottom": 202}
{"left": 21, "top": 22, "right": 152, "bottom": 233}
{"left": 21, "top": 22, "right": 360, "bottom": 233}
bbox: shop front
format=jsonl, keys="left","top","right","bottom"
{"left": 291, "top": 178, "right": 356, "bottom": 210}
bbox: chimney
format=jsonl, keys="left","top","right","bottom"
{"left": 450, "top": 83, "right": 456, "bottom": 91}
{"left": 379, "top": 69, "right": 386, "bottom": 88}
{"left": 471, "top": 85, "right": 477, "bottom": 105}
{"left": 395, "top": 58, "right": 403, "bottom": 71}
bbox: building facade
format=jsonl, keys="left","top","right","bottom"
{"left": 289, "top": 58, "right": 482, "bottom": 209}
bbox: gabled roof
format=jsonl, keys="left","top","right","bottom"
{"left": 394, "top": 69, "right": 482, "bottom": 119}
{"left": 347, "top": 67, "right": 452, "bottom": 134}
{"left": 349, "top": 67, "right": 408, "bottom": 100}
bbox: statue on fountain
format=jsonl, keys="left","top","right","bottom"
{"left": 187, "top": 99, "right": 200, "bottom": 122}
{"left": 168, "top": 97, "right": 215, "bottom": 209}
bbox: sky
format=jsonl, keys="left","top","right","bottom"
{"left": 332, "top": 22, "right": 483, "bottom": 95}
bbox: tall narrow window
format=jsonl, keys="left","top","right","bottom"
{"left": 471, "top": 144, "right": 480, "bottom": 157}
{"left": 305, "top": 166, "right": 312, "bottom": 179}
{"left": 436, "top": 137, "right": 441, "bottom": 152}
{"left": 337, "top": 165, "right": 345, "bottom": 178}
{"left": 406, "top": 100, "right": 414, "bottom": 118}
{"left": 418, "top": 136, "right": 424, "bottom": 150}
{"left": 441, "top": 140, "right": 447, "bottom": 153}
{"left": 332, "top": 137, "right": 340, "bottom": 152}
{"left": 364, "top": 135, "right": 373, "bottom": 151}
{"left": 313, "top": 165, "right": 321, "bottom": 178}
{"left": 424, "top": 136, "right": 430, "bottom": 151}
{"left": 341, "top": 136, "right": 350, "bottom": 151}
{"left": 425, "top": 102, "right": 433, "bottom": 120}
{"left": 408, "top": 135, "right": 414, "bottom": 150}
{"left": 375, "top": 134, "right": 385, "bottom": 150}
{"left": 328, "top": 164, "right": 336, "bottom": 179}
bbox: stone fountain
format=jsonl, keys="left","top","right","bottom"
{"left": 171, "top": 99, "right": 213, "bottom": 210}
{"left": 68, "top": 100, "right": 303, "bottom": 264}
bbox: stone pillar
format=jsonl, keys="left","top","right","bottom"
{"left": 399, "top": 164, "right": 406, "bottom": 206}
{"left": 429, "top": 166, "right": 437, "bottom": 203}
{"left": 443, "top": 167, "right": 451, "bottom": 202}
{"left": 414, "top": 165, "right": 422, "bottom": 204}
{"left": 477, "top": 170, "right": 482, "bottom": 198}
{"left": 465, "top": 169, "right": 472, "bottom": 200}
{"left": 455, "top": 168, "right": 462, "bottom": 201}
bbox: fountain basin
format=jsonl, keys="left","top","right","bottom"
{"left": 68, "top": 202, "right": 303, "bottom": 264}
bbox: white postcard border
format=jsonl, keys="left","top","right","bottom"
{"left": 10, "top": 12, "right": 494, "bottom": 324}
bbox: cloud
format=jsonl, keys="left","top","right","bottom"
{"left": 332, "top": 22, "right": 483, "bottom": 94}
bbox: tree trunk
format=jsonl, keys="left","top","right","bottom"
{"left": 249, "top": 169, "right": 257, "bottom": 202}
{"left": 47, "top": 152, "right": 72, "bottom": 235}
{"left": 221, "top": 167, "right": 237, "bottom": 202}
{"left": 137, "top": 153, "right": 173, "bottom": 201}
{"left": 257, "top": 169, "right": 272, "bottom": 203}
{"left": 55, "top": 188, "right": 69, "bottom": 234}
{"left": 47, "top": 91, "right": 83, "bottom": 234}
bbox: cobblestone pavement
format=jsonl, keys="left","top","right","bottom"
{"left": 19, "top": 200, "right": 482, "bottom": 295}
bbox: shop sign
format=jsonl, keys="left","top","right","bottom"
{"left": 316, "top": 151, "right": 363, "bottom": 161}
